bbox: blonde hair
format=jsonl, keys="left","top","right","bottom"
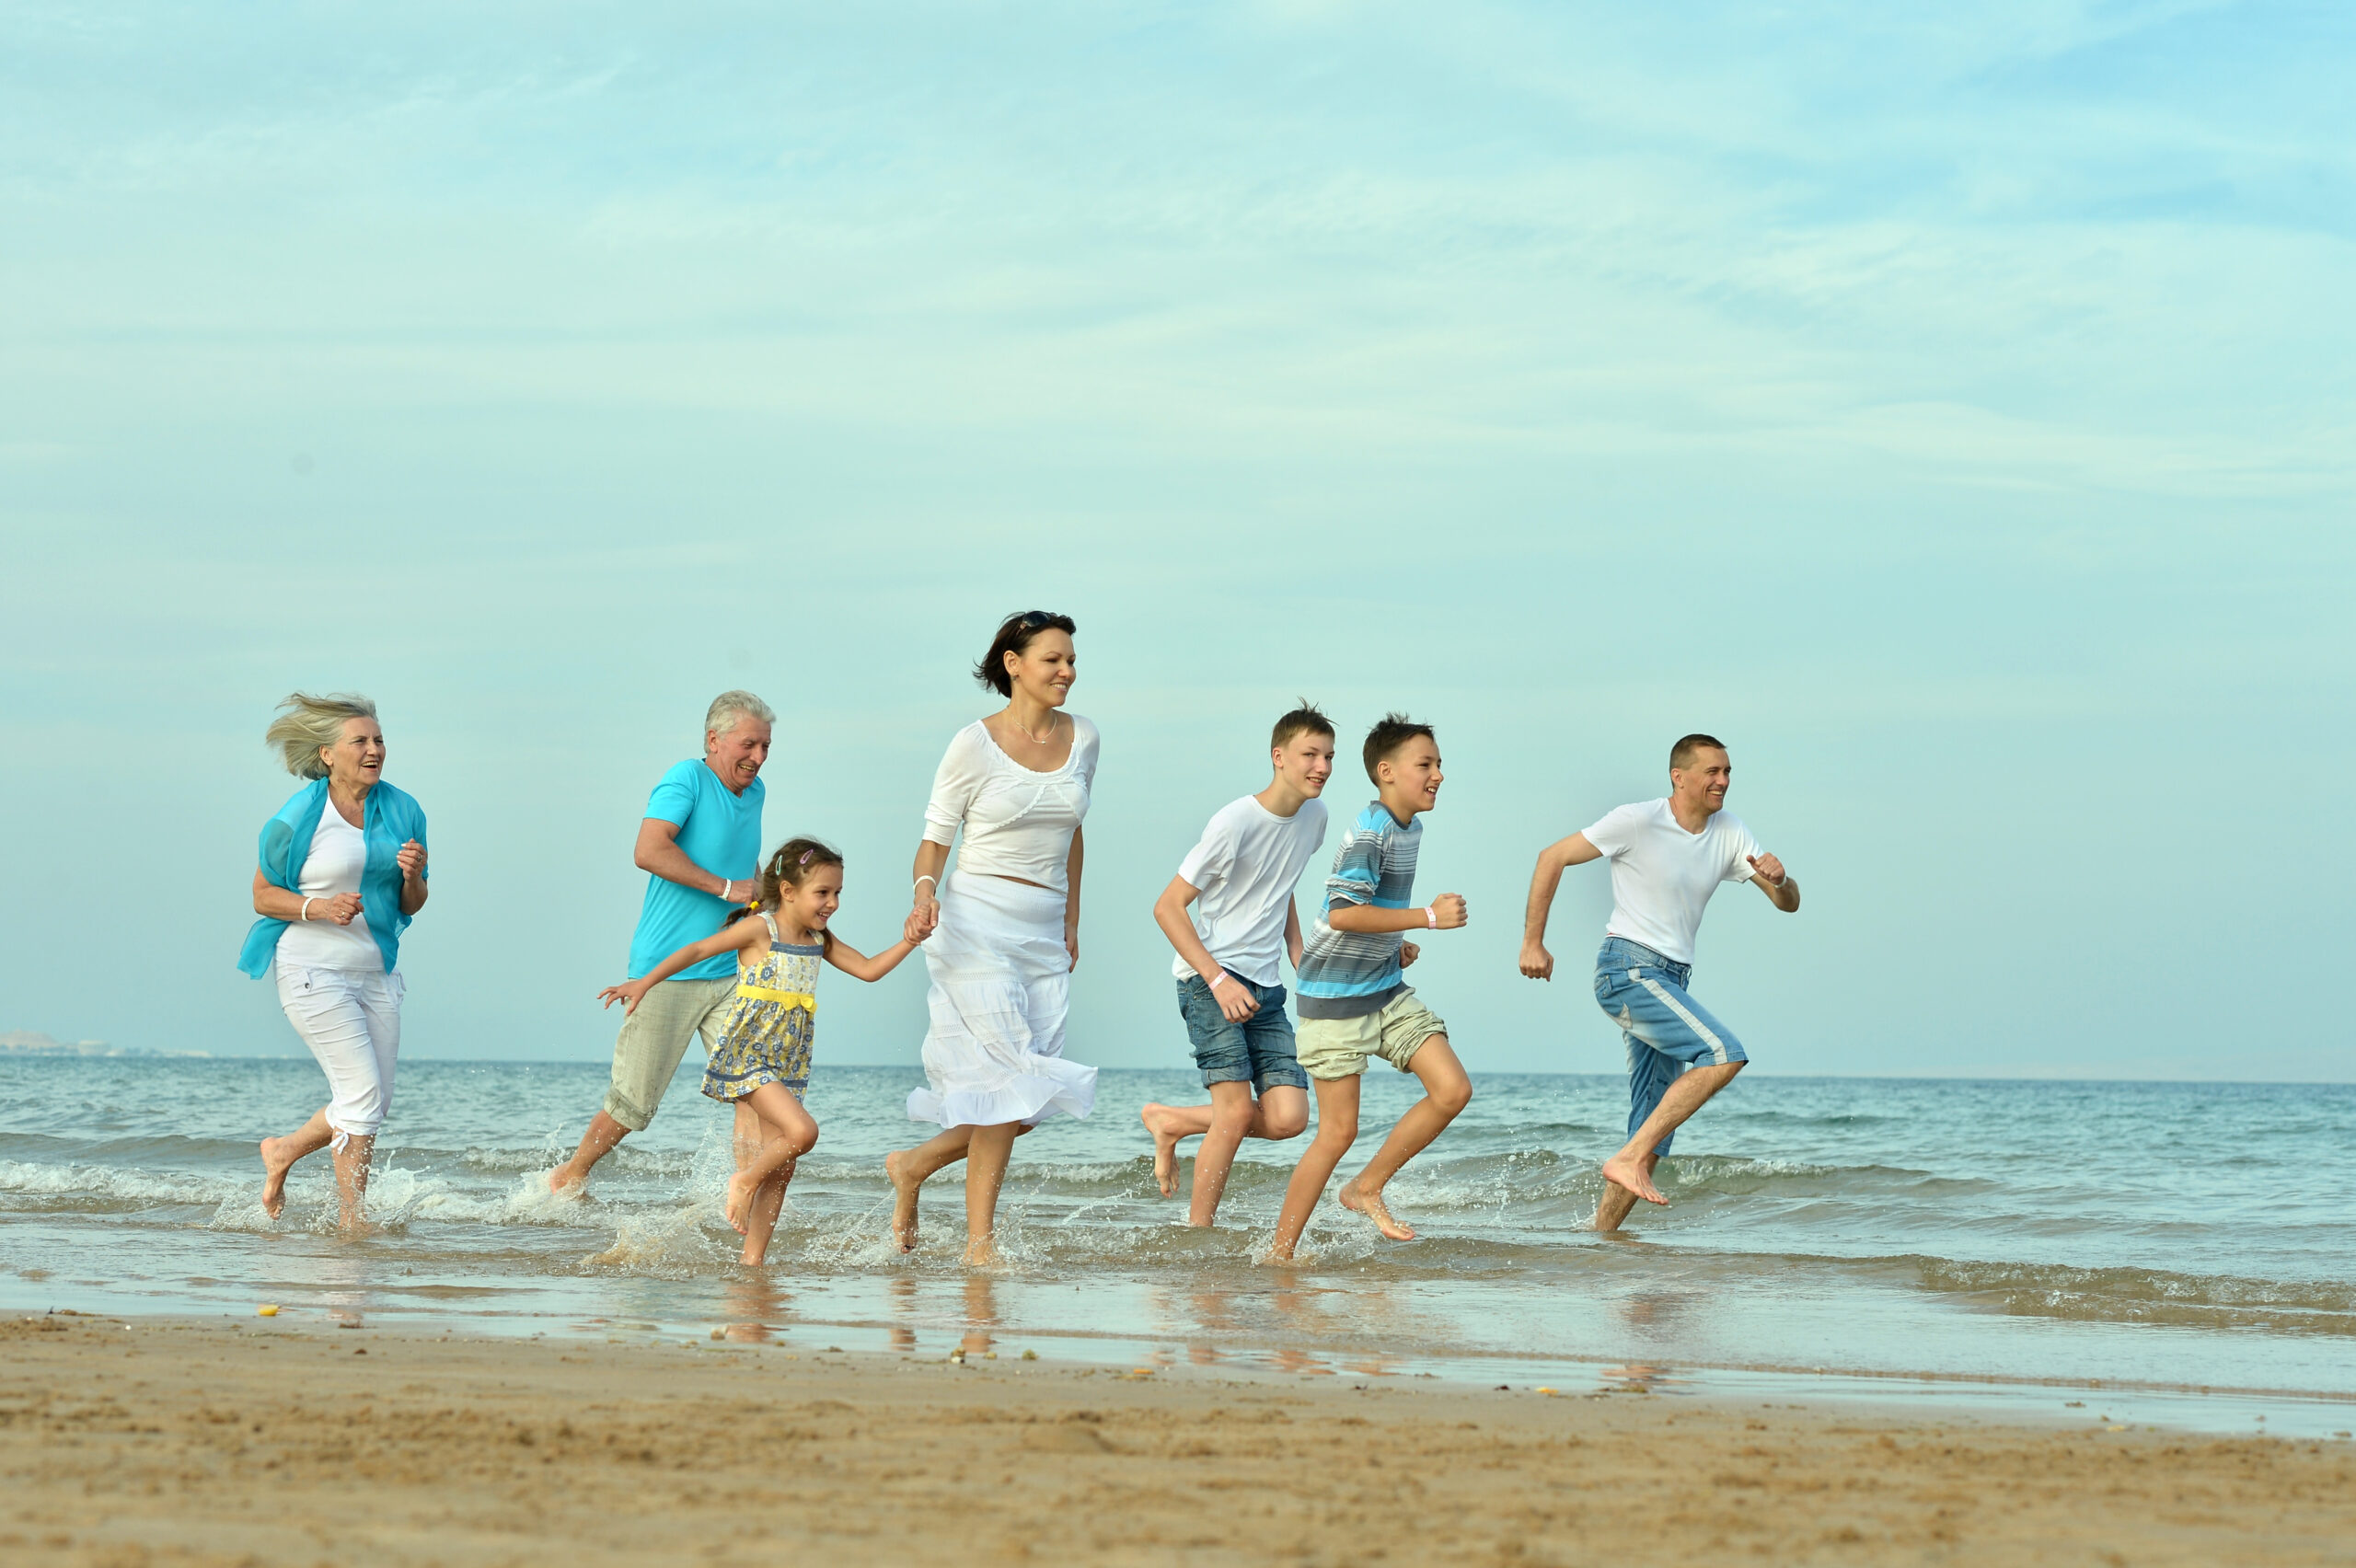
{"left": 704, "top": 689, "right": 776, "bottom": 742}
{"left": 264, "top": 691, "right": 379, "bottom": 779}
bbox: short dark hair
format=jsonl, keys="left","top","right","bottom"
{"left": 1271, "top": 700, "right": 1335, "bottom": 754}
{"left": 973, "top": 610, "right": 1078, "bottom": 697}
{"left": 1670, "top": 733, "right": 1727, "bottom": 770}
{"left": 1363, "top": 712, "right": 1435, "bottom": 783}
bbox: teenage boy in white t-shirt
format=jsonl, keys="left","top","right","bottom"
{"left": 1517, "top": 733, "right": 1800, "bottom": 1231}
{"left": 1139, "top": 704, "right": 1337, "bottom": 1227}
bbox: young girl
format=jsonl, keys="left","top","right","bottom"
{"left": 599, "top": 837, "right": 921, "bottom": 1264}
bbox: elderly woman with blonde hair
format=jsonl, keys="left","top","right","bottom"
{"left": 240, "top": 692, "right": 429, "bottom": 1231}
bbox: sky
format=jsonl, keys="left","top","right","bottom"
{"left": 2, "top": 2, "right": 2350, "bottom": 1081}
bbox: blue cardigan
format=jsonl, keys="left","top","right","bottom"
{"left": 237, "top": 778, "right": 430, "bottom": 977}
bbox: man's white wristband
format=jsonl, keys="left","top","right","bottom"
{"left": 299, "top": 896, "right": 316, "bottom": 922}
{"left": 720, "top": 880, "right": 734, "bottom": 902}
{"left": 1207, "top": 970, "right": 1231, "bottom": 989}
{"left": 1426, "top": 905, "right": 1438, "bottom": 929}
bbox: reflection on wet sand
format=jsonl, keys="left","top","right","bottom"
{"left": 961, "top": 1274, "right": 998, "bottom": 1356}
{"left": 720, "top": 1273, "right": 789, "bottom": 1342}
{"left": 888, "top": 1274, "right": 918, "bottom": 1352}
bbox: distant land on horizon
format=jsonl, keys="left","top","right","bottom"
{"left": 0, "top": 1030, "right": 208, "bottom": 1059}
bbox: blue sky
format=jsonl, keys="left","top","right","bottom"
{"left": 3, "top": 2, "right": 2350, "bottom": 1079}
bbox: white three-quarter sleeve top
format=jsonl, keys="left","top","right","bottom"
{"left": 922, "top": 715, "right": 1100, "bottom": 896}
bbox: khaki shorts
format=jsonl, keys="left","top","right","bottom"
{"left": 602, "top": 975, "right": 734, "bottom": 1131}
{"left": 1295, "top": 988, "right": 1448, "bottom": 1081}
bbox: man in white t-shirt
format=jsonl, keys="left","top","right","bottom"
{"left": 1518, "top": 734, "right": 1800, "bottom": 1231}
{"left": 1139, "top": 704, "right": 1337, "bottom": 1226}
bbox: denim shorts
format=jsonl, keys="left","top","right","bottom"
{"left": 1592, "top": 937, "right": 1747, "bottom": 1158}
{"left": 1176, "top": 974, "right": 1310, "bottom": 1093}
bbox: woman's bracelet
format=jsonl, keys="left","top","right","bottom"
{"left": 914, "top": 874, "right": 937, "bottom": 900}
{"left": 299, "top": 896, "right": 316, "bottom": 922}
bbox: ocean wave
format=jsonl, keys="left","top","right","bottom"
{"left": 1913, "top": 1257, "right": 2356, "bottom": 1336}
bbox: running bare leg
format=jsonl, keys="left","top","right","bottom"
{"left": 1593, "top": 1151, "right": 1658, "bottom": 1233}
{"left": 1338, "top": 1036, "right": 1472, "bottom": 1242}
{"left": 1265, "top": 1077, "right": 1360, "bottom": 1262}
{"left": 329, "top": 1133, "right": 375, "bottom": 1233}
{"left": 1186, "top": 1081, "right": 1260, "bottom": 1227}
{"left": 1600, "top": 1060, "right": 1743, "bottom": 1208}
{"left": 259, "top": 1108, "right": 333, "bottom": 1218}
{"left": 549, "top": 1112, "right": 630, "bottom": 1196}
{"left": 887, "top": 1124, "right": 1033, "bottom": 1251}
{"left": 1143, "top": 1088, "right": 1309, "bottom": 1202}
{"left": 724, "top": 1084, "right": 816, "bottom": 1236}
{"left": 962, "top": 1121, "right": 1020, "bottom": 1266}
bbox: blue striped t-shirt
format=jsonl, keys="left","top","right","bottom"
{"left": 1294, "top": 801, "right": 1422, "bottom": 1020}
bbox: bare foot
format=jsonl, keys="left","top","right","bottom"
{"left": 547, "top": 1163, "right": 587, "bottom": 1199}
{"left": 962, "top": 1234, "right": 1003, "bottom": 1267}
{"left": 1259, "top": 1240, "right": 1299, "bottom": 1265}
{"left": 723, "top": 1173, "right": 758, "bottom": 1236}
{"left": 884, "top": 1150, "right": 920, "bottom": 1253}
{"left": 1138, "top": 1104, "right": 1183, "bottom": 1197}
{"left": 1337, "top": 1179, "right": 1415, "bottom": 1241}
{"left": 1600, "top": 1152, "right": 1669, "bottom": 1206}
{"left": 258, "top": 1138, "right": 294, "bottom": 1219}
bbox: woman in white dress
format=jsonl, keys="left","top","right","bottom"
{"left": 885, "top": 610, "right": 1098, "bottom": 1264}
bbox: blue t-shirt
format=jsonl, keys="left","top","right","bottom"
{"left": 627, "top": 759, "right": 765, "bottom": 981}
{"left": 1294, "top": 801, "right": 1423, "bottom": 1020}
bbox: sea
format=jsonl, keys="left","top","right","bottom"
{"left": 4, "top": 1056, "right": 2352, "bottom": 1436}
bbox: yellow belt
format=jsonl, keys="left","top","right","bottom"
{"left": 736, "top": 985, "right": 816, "bottom": 1009}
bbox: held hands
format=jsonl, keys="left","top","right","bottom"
{"left": 1519, "top": 940, "right": 1554, "bottom": 981}
{"left": 1429, "top": 893, "right": 1469, "bottom": 929}
{"left": 396, "top": 838, "right": 427, "bottom": 882}
{"left": 1210, "top": 973, "right": 1260, "bottom": 1021}
{"left": 904, "top": 894, "right": 941, "bottom": 946}
{"left": 597, "top": 978, "right": 655, "bottom": 1017}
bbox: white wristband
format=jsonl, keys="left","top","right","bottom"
{"left": 720, "top": 880, "right": 734, "bottom": 902}
{"left": 299, "top": 896, "right": 316, "bottom": 922}
{"left": 1426, "top": 905, "right": 1438, "bottom": 929}
{"left": 914, "top": 875, "right": 938, "bottom": 898}
{"left": 1207, "top": 970, "right": 1231, "bottom": 989}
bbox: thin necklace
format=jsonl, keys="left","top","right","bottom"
{"left": 1010, "top": 709, "right": 1061, "bottom": 746}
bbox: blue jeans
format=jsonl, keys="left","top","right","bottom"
{"left": 1592, "top": 937, "right": 1747, "bottom": 1158}
{"left": 1176, "top": 974, "right": 1310, "bottom": 1093}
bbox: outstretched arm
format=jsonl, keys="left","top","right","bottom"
{"left": 1519, "top": 832, "right": 1602, "bottom": 981}
{"left": 824, "top": 934, "right": 924, "bottom": 982}
{"left": 598, "top": 921, "right": 760, "bottom": 1013}
{"left": 1749, "top": 853, "right": 1800, "bottom": 913}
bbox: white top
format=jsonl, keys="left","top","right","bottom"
{"left": 1581, "top": 798, "right": 1762, "bottom": 966}
{"left": 922, "top": 715, "right": 1101, "bottom": 896}
{"left": 1170, "top": 794, "right": 1329, "bottom": 986}
{"left": 273, "top": 803, "right": 386, "bottom": 973}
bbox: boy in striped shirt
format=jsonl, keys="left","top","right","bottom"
{"left": 1266, "top": 714, "right": 1472, "bottom": 1262}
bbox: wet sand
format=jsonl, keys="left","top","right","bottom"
{"left": 4, "top": 1312, "right": 2352, "bottom": 1566}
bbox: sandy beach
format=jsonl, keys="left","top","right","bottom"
{"left": 3, "top": 1311, "right": 2350, "bottom": 1566}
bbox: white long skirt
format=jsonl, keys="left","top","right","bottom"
{"left": 907, "top": 871, "right": 1096, "bottom": 1129}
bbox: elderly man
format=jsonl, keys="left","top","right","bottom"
{"left": 550, "top": 691, "right": 774, "bottom": 1195}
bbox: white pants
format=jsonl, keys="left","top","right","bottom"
{"left": 276, "top": 965, "right": 405, "bottom": 1147}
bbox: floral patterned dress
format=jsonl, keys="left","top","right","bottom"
{"left": 699, "top": 914, "right": 820, "bottom": 1103}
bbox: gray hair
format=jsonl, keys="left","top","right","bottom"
{"left": 265, "top": 691, "right": 379, "bottom": 779}
{"left": 704, "top": 689, "right": 776, "bottom": 742}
